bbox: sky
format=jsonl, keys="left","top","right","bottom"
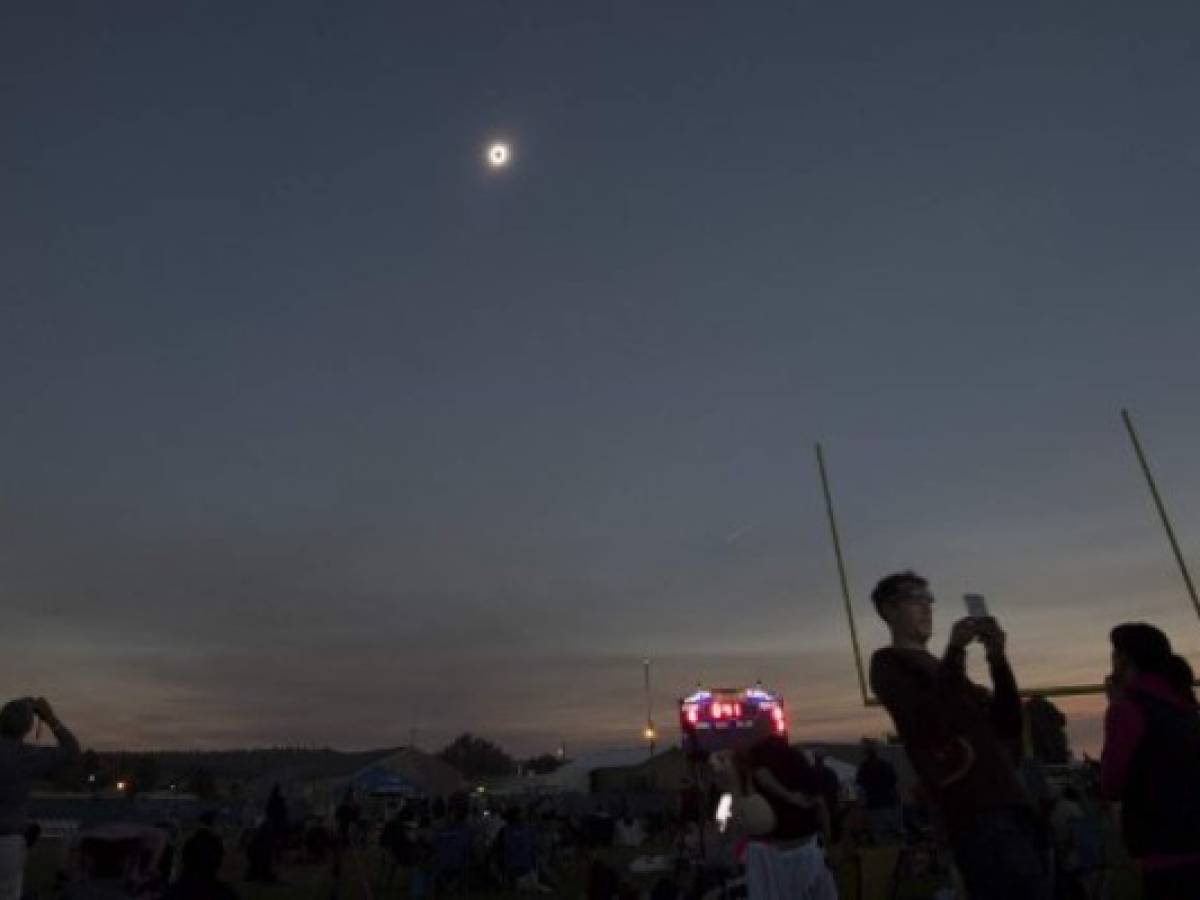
{"left": 3, "top": 2, "right": 1200, "bottom": 758}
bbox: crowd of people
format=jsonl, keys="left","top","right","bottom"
{"left": 4, "top": 568, "right": 1200, "bottom": 899}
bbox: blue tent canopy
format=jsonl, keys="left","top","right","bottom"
{"left": 352, "top": 767, "right": 420, "bottom": 797}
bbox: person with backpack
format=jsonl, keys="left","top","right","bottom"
{"left": 1101, "top": 623, "right": 1200, "bottom": 900}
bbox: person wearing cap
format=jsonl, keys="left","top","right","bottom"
{"left": 0, "top": 696, "right": 80, "bottom": 900}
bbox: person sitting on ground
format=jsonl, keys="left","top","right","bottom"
{"left": 0, "top": 697, "right": 79, "bottom": 900}
{"left": 1101, "top": 623, "right": 1200, "bottom": 900}
{"left": 868, "top": 571, "right": 1049, "bottom": 900}
{"left": 162, "top": 822, "right": 239, "bottom": 900}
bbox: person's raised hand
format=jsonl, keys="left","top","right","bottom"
{"left": 31, "top": 697, "right": 57, "bottom": 723}
{"left": 948, "top": 618, "right": 978, "bottom": 651}
{"left": 976, "top": 617, "right": 1007, "bottom": 658}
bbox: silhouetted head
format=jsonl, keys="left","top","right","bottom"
{"left": 872, "top": 572, "right": 934, "bottom": 645}
{"left": 1110, "top": 622, "right": 1172, "bottom": 689}
{"left": 0, "top": 698, "right": 34, "bottom": 740}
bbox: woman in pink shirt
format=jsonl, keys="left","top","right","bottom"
{"left": 1101, "top": 623, "right": 1200, "bottom": 900}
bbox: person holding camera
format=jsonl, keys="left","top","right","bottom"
{"left": 868, "top": 571, "right": 1049, "bottom": 900}
{"left": 0, "top": 696, "right": 80, "bottom": 900}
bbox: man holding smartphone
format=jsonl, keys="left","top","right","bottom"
{"left": 868, "top": 571, "right": 1048, "bottom": 900}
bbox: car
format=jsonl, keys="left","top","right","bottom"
{"left": 678, "top": 682, "right": 788, "bottom": 757}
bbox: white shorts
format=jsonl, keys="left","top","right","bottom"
{"left": 744, "top": 837, "right": 838, "bottom": 900}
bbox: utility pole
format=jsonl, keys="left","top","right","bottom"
{"left": 643, "top": 658, "right": 656, "bottom": 757}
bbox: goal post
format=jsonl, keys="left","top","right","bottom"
{"left": 817, "top": 410, "right": 1198, "bottom": 707}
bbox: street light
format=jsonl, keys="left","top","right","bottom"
{"left": 643, "top": 658, "right": 656, "bottom": 757}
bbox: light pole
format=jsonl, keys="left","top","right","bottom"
{"left": 643, "top": 658, "right": 656, "bottom": 757}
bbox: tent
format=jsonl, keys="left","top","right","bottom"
{"left": 543, "top": 748, "right": 650, "bottom": 794}
{"left": 349, "top": 748, "right": 466, "bottom": 798}
{"left": 352, "top": 767, "right": 421, "bottom": 797}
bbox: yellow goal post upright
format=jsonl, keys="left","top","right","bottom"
{"left": 817, "top": 409, "right": 1199, "bottom": 708}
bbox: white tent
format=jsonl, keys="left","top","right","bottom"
{"left": 543, "top": 748, "right": 650, "bottom": 793}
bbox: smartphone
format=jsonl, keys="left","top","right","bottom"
{"left": 964, "top": 593, "right": 989, "bottom": 619}
{"left": 715, "top": 793, "right": 734, "bottom": 833}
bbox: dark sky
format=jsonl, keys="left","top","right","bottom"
{"left": 4, "top": 2, "right": 1200, "bottom": 755}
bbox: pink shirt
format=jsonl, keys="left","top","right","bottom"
{"left": 1101, "top": 672, "right": 1200, "bottom": 871}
